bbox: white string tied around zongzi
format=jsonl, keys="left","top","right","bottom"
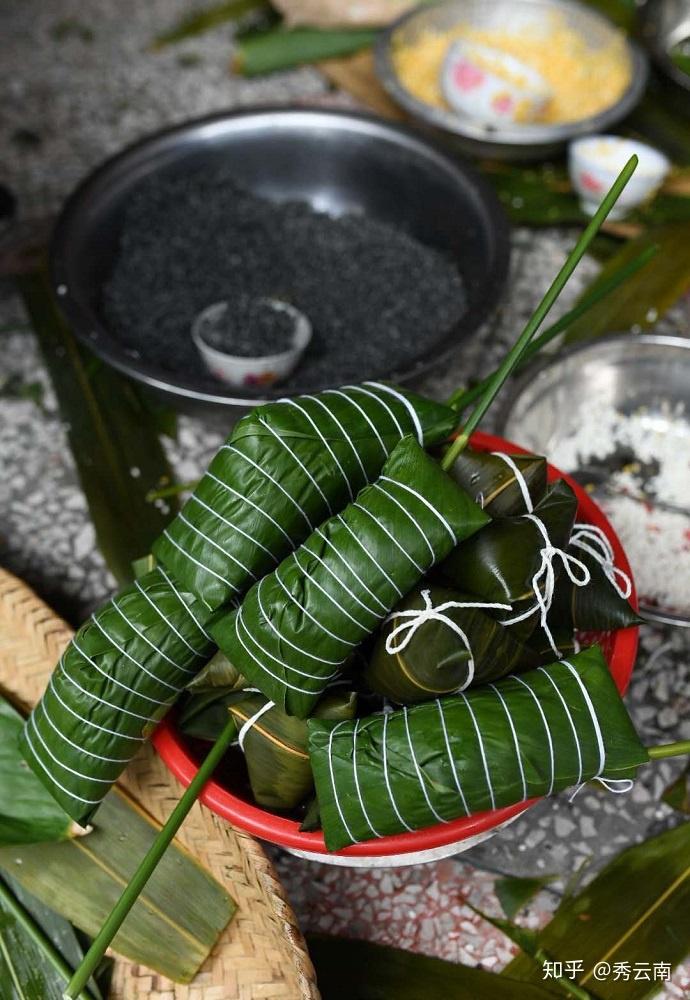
{"left": 237, "top": 697, "right": 276, "bottom": 750}
{"left": 384, "top": 589, "right": 512, "bottom": 691}
{"left": 570, "top": 522, "right": 632, "bottom": 599}
{"left": 563, "top": 659, "right": 634, "bottom": 800}
{"left": 501, "top": 515, "right": 591, "bottom": 658}
{"left": 490, "top": 452, "right": 535, "bottom": 513}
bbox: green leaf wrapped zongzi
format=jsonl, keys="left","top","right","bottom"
{"left": 20, "top": 567, "right": 215, "bottom": 825}
{"left": 309, "top": 645, "right": 649, "bottom": 851}
{"left": 153, "top": 383, "right": 456, "bottom": 610}
{"left": 364, "top": 585, "right": 539, "bottom": 703}
{"left": 212, "top": 437, "right": 489, "bottom": 718}
{"left": 446, "top": 448, "right": 547, "bottom": 517}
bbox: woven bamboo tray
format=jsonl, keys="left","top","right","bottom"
{"left": 0, "top": 567, "right": 320, "bottom": 1000}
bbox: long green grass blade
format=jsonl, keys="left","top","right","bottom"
{"left": 17, "top": 269, "right": 179, "bottom": 585}
{"left": 0, "top": 788, "right": 235, "bottom": 984}
{"left": 505, "top": 821, "right": 690, "bottom": 998}
{"left": 446, "top": 243, "right": 657, "bottom": 412}
{"left": 442, "top": 155, "right": 638, "bottom": 467}
{"left": 234, "top": 26, "right": 377, "bottom": 75}
{"left": 63, "top": 720, "right": 237, "bottom": 999}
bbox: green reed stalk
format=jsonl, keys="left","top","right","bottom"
{"left": 63, "top": 717, "right": 237, "bottom": 1000}
{"left": 441, "top": 155, "right": 639, "bottom": 471}
{"left": 445, "top": 242, "right": 658, "bottom": 414}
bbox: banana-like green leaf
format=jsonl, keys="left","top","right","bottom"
{"left": 18, "top": 270, "right": 178, "bottom": 587}
{"left": 213, "top": 437, "right": 488, "bottom": 718}
{"left": 230, "top": 689, "right": 356, "bottom": 809}
{"left": 309, "top": 645, "right": 648, "bottom": 851}
{"left": 178, "top": 689, "right": 242, "bottom": 742}
{"left": 153, "top": 382, "right": 456, "bottom": 610}
{"left": 505, "top": 820, "right": 690, "bottom": 998}
{"left": 0, "top": 696, "right": 82, "bottom": 846}
{"left": 365, "top": 584, "right": 540, "bottom": 704}
{"left": 307, "top": 934, "right": 561, "bottom": 999}
{"left": 21, "top": 566, "right": 215, "bottom": 825}
{"left": 446, "top": 448, "right": 547, "bottom": 518}
{"left": 0, "top": 874, "right": 107, "bottom": 1000}
{"left": 0, "top": 788, "right": 235, "bottom": 983}
{"left": 563, "top": 225, "right": 690, "bottom": 344}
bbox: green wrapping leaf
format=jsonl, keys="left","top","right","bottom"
{"left": 563, "top": 225, "right": 690, "bottom": 344}
{"left": 0, "top": 789, "right": 234, "bottom": 984}
{"left": 234, "top": 27, "right": 377, "bottom": 76}
{"left": 0, "top": 875, "right": 105, "bottom": 1000}
{"left": 309, "top": 645, "right": 649, "bottom": 851}
{"left": 230, "top": 689, "right": 356, "bottom": 809}
{"left": 494, "top": 874, "right": 557, "bottom": 921}
{"left": 446, "top": 448, "right": 547, "bottom": 518}
{"left": 540, "top": 546, "right": 642, "bottom": 641}
{"left": 153, "top": 382, "right": 455, "bottom": 610}
{"left": 18, "top": 270, "right": 178, "bottom": 587}
{"left": 0, "top": 696, "right": 80, "bottom": 846}
{"left": 438, "top": 480, "right": 578, "bottom": 641}
{"left": 213, "top": 437, "right": 488, "bottom": 718}
{"left": 364, "top": 584, "right": 540, "bottom": 704}
{"left": 307, "top": 934, "right": 560, "bottom": 1000}
{"left": 186, "top": 648, "right": 247, "bottom": 693}
{"left": 21, "top": 567, "right": 215, "bottom": 825}
{"left": 504, "top": 820, "right": 690, "bottom": 998}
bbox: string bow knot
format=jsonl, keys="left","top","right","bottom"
{"left": 501, "top": 514, "right": 591, "bottom": 657}
{"left": 384, "top": 589, "right": 512, "bottom": 691}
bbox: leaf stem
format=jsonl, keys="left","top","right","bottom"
{"left": 0, "top": 877, "right": 96, "bottom": 1000}
{"left": 63, "top": 717, "right": 237, "bottom": 1000}
{"left": 446, "top": 243, "right": 658, "bottom": 413}
{"left": 647, "top": 741, "right": 690, "bottom": 761}
{"left": 440, "top": 155, "right": 639, "bottom": 471}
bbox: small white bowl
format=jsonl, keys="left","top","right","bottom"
{"left": 192, "top": 298, "right": 312, "bottom": 390}
{"left": 569, "top": 136, "right": 670, "bottom": 219}
{"left": 442, "top": 40, "right": 552, "bottom": 126}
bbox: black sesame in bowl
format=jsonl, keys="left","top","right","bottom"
{"left": 101, "top": 170, "right": 467, "bottom": 393}
{"left": 197, "top": 295, "right": 297, "bottom": 358}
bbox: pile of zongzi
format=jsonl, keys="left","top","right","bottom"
{"left": 21, "top": 375, "right": 642, "bottom": 850}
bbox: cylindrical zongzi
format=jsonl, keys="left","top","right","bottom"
{"left": 309, "top": 645, "right": 649, "bottom": 851}
{"left": 212, "top": 437, "right": 489, "bottom": 718}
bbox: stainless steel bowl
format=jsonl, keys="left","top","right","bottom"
{"left": 375, "top": 0, "right": 649, "bottom": 161}
{"left": 640, "top": 0, "right": 690, "bottom": 117}
{"left": 50, "top": 106, "right": 510, "bottom": 413}
{"left": 498, "top": 334, "right": 690, "bottom": 626}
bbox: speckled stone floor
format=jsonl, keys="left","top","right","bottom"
{"left": 1, "top": 1, "right": 689, "bottom": 994}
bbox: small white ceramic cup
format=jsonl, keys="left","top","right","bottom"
{"left": 569, "top": 136, "right": 670, "bottom": 219}
{"left": 192, "top": 298, "right": 312, "bottom": 389}
{"left": 442, "top": 40, "right": 551, "bottom": 126}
